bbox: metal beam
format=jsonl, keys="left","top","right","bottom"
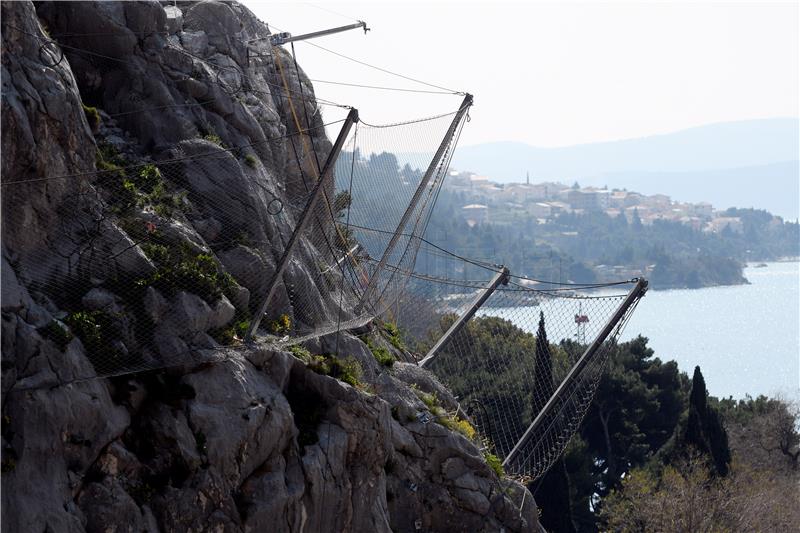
{"left": 245, "top": 108, "right": 359, "bottom": 342}
{"left": 502, "top": 277, "right": 649, "bottom": 469}
{"left": 419, "top": 266, "right": 509, "bottom": 368}
{"left": 356, "top": 93, "right": 473, "bottom": 312}
{"left": 270, "top": 22, "right": 369, "bottom": 46}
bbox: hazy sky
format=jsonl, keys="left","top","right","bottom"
{"left": 245, "top": 1, "right": 799, "bottom": 148}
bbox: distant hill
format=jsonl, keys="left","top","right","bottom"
{"left": 446, "top": 118, "right": 799, "bottom": 219}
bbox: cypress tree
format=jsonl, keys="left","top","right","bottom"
{"left": 534, "top": 311, "right": 553, "bottom": 413}
{"left": 684, "top": 366, "right": 731, "bottom": 476}
{"left": 531, "top": 312, "right": 576, "bottom": 532}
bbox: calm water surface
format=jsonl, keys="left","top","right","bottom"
{"left": 487, "top": 262, "right": 799, "bottom": 400}
{"left": 616, "top": 261, "right": 799, "bottom": 400}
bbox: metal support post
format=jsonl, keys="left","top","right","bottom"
{"left": 419, "top": 266, "right": 510, "bottom": 368}
{"left": 245, "top": 108, "right": 359, "bottom": 342}
{"left": 502, "top": 278, "right": 649, "bottom": 468}
{"left": 356, "top": 93, "right": 473, "bottom": 312}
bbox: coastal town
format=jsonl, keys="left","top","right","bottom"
{"left": 445, "top": 169, "right": 784, "bottom": 234}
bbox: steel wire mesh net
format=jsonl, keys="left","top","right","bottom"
{"left": 3, "top": 84, "right": 468, "bottom": 386}
{"left": 389, "top": 245, "right": 644, "bottom": 480}
{"left": 270, "top": 107, "right": 469, "bottom": 347}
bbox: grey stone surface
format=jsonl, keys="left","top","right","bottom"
{"left": 1, "top": 1, "right": 541, "bottom": 532}
{"left": 163, "top": 5, "right": 184, "bottom": 34}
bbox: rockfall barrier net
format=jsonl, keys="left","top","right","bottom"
{"left": 385, "top": 242, "right": 647, "bottom": 480}
{"left": 3, "top": 22, "right": 649, "bottom": 483}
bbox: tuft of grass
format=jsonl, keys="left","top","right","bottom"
{"left": 381, "top": 321, "right": 406, "bottom": 351}
{"left": 288, "top": 344, "right": 312, "bottom": 361}
{"left": 96, "top": 143, "right": 128, "bottom": 172}
{"left": 305, "top": 354, "right": 363, "bottom": 388}
{"left": 267, "top": 314, "right": 291, "bottom": 336}
{"left": 484, "top": 451, "right": 504, "bottom": 478}
{"left": 411, "top": 385, "right": 475, "bottom": 439}
{"left": 203, "top": 133, "right": 223, "bottom": 146}
{"left": 362, "top": 335, "right": 395, "bottom": 368}
{"left": 330, "top": 356, "right": 363, "bottom": 387}
{"left": 82, "top": 104, "right": 100, "bottom": 131}
{"left": 414, "top": 388, "right": 439, "bottom": 412}
{"left": 244, "top": 154, "right": 258, "bottom": 168}
{"left": 333, "top": 191, "right": 352, "bottom": 217}
{"left": 439, "top": 416, "right": 477, "bottom": 440}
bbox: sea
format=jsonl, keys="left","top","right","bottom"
{"left": 485, "top": 261, "right": 800, "bottom": 401}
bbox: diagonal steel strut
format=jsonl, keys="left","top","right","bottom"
{"left": 245, "top": 108, "right": 359, "bottom": 342}
{"left": 355, "top": 93, "right": 473, "bottom": 314}
{"left": 502, "top": 277, "right": 649, "bottom": 469}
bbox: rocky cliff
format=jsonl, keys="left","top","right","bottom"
{"left": 1, "top": 1, "right": 538, "bottom": 532}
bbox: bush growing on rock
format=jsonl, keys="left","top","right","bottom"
{"left": 243, "top": 153, "right": 258, "bottom": 168}
{"left": 135, "top": 249, "right": 237, "bottom": 304}
{"left": 362, "top": 334, "right": 396, "bottom": 367}
{"left": 305, "top": 353, "right": 364, "bottom": 388}
{"left": 267, "top": 313, "right": 291, "bottom": 335}
{"left": 82, "top": 103, "right": 100, "bottom": 132}
{"left": 483, "top": 452, "right": 505, "bottom": 478}
{"left": 64, "top": 310, "right": 124, "bottom": 364}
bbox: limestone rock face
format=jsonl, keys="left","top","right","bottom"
{"left": 1, "top": 1, "right": 540, "bottom": 532}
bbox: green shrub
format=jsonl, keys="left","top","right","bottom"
{"left": 484, "top": 451, "right": 504, "bottom": 478}
{"left": 244, "top": 154, "right": 258, "bottom": 168}
{"left": 362, "top": 335, "right": 395, "bottom": 367}
{"left": 333, "top": 191, "right": 352, "bottom": 216}
{"left": 210, "top": 317, "right": 250, "bottom": 345}
{"left": 334, "top": 224, "right": 355, "bottom": 252}
{"left": 194, "top": 430, "right": 207, "bottom": 454}
{"left": 139, "top": 242, "right": 169, "bottom": 264}
{"left": 38, "top": 320, "right": 74, "bottom": 351}
{"left": 136, "top": 251, "right": 237, "bottom": 304}
{"left": 82, "top": 104, "right": 100, "bottom": 131}
{"left": 137, "top": 164, "right": 162, "bottom": 193}
{"left": 1, "top": 457, "right": 16, "bottom": 473}
{"left": 306, "top": 354, "right": 363, "bottom": 388}
{"left": 64, "top": 310, "right": 122, "bottom": 362}
{"left": 267, "top": 314, "right": 292, "bottom": 336}
{"left": 381, "top": 321, "right": 405, "bottom": 351}
{"left": 288, "top": 344, "right": 312, "bottom": 361}
{"left": 203, "top": 133, "right": 223, "bottom": 146}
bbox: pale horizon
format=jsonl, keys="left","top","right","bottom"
{"left": 246, "top": 1, "right": 800, "bottom": 148}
